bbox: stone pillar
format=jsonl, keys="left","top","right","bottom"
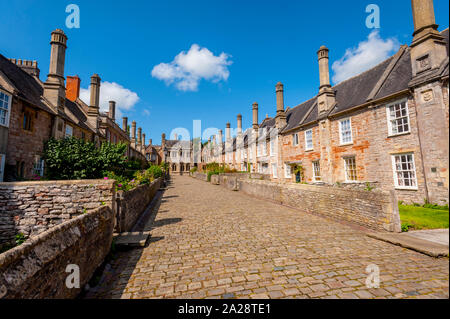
{"left": 109, "top": 101, "right": 116, "bottom": 122}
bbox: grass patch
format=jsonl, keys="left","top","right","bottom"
{"left": 399, "top": 204, "right": 449, "bottom": 231}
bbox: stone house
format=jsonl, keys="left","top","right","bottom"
{"left": 160, "top": 133, "right": 194, "bottom": 175}
{"left": 202, "top": 0, "right": 449, "bottom": 205}
{"left": 0, "top": 29, "right": 146, "bottom": 181}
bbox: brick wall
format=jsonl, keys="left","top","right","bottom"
{"left": 0, "top": 205, "right": 114, "bottom": 299}
{"left": 0, "top": 179, "right": 115, "bottom": 247}
{"left": 115, "top": 178, "right": 161, "bottom": 232}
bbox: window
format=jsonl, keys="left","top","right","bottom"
{"left": 293, "top": 133, "right": 299, "bottom": 146}
{"left": 339, "top": 118, "right": 353, "bottom": 145}
{"left": 313, "top": 161, "right": 321, "bottom": 181}
{"left": 284, "top": 164, "right": 292, "bottom": 178}
{"left": 305, "top": 130, "right": 313, "bottom": 151}
{"left": 65, "top": 125, "right": 73, "bottom": 137}
{"left": 272, "top": 163, "right": 278, "bottom": 178}
{"left": 33, "top": 156, "right": 45, "bottom": 177}
{"left": 0, "top": 91, "right": 11, "bottom": 127}
{"left": 262, "top": 142, "right": 267, "bottom": 156}
{"left": 344, "top": 157, "right": 357, "bottom": 181}
{"left": 0, "top": 154, "right": 5, "bottom": 182}
{"left": 270, "top": 139, "right": 276, "bottom": 156}
{"left": 22, "top": 110, "right": 33, "bottom": 131}
{"left": 16, "top": 161, "right": 25, "bottom": 178}
{"left": 392, "top": 153, "right": 417, "bottom": 189}
{"left": 387, "top": 100, "right": 410, "bottom": 136}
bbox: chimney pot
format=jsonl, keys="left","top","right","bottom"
{"left": 66, "top": 76, "right": 81, "bottom": 102}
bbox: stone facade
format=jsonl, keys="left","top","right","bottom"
{"left": 0, "top": 205, "right": 114, "bottom": 299}
{"left": 0, "top": 179, "right": 115, "bottom": 248}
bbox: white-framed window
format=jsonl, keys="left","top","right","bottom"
{"left": 344, "top": 156, "right": 357, "bottom": 181}
{"left": 293, "top": 133, "right": 299, "bottom": 146}
{"left": 270, "top": 138, "right": 277, "bottom": 156}
{"left": 33, "top": 156, "right": 45, "bottom": 177}
{"left": 313, "top": 161, "right": 321, "bottom": 181}
{"left": 65, "top": 124, "right": 73, "bottom": 137}
{"left": 0, "top": 91, "right": 11, "bottom": 127}
{"left": 386, "top": 99, "right": 410, "bottom": 136}
{"left": 305, "top": 129, "right": 313, "bottom": 151}
{"left": 262, "top": 142, "right": 267, "bottom": 156}
{"left": 339, "top": 118, "right": 353, "bottom": 145}
{"left": 392, "top": 153, "right": 418, "bottom": 189}
{"left": 0, "top": 154, "right": 6, "bottom": 182}
{"left": 284, "top": 164, "right": 292, "bottom": 178}
{"left": 272, "top": 163, "right": 278, "bottom": 178}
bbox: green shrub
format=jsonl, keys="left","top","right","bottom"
{"left": 147, "top": 165, "right": 163, "bottom": 179}
{"left": 401, "top": 223, "right": 413, "bottom": 232}
{"left": 190, "top": 167, "right": 198, "bottom": 173}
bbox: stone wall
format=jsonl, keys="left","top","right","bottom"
{"left": 191, "top": 172, "right": 208, "bottom": 182}
{"left": 115, "top": 178, "right": 161, "bottom": 233}
{"left": 238, "top": 179, "right": 401, "bottom": 232}
{"left": 0, "top": 205, "right": 114, "bottom": 299}
{"left": 0, "top": 179, "right": 115, "bottom": 247}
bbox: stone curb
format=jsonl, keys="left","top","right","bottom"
{"left": 367, "top": 232, "right": 449, "bottom": 258}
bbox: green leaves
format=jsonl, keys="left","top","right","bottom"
{"left": 43, "top": 137, "right": 129, "bottom": 180}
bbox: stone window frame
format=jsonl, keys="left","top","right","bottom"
{"left": 22, "top": 107, "right": 35, "bottom": 132}
{"left": 386, "top": 98, "right": 411, "bottom": 137}
{"left": 312, "top": 160, "right": 321, "bottom": 182}
{"left": 271, "top": 163, "right": 278, "bottom": 179}
{"left": 339, "top": 117, "right": 353, "bottom": 145}
{"left": 0, "top": 90, "right": 11, "bottom": 128}
{"left": 33, "top": 155, "right": 45, "bottom": 177}
{"left": 305, "top": 129, "right": 313, "bottom": 151}
{"left": 343, "top": 156, "right": 357, "bottom": 182}
{"left": 284, "top": 163, "right": 292, "bottom": 179}
{"left": 391, "top": 152, "right": 418, "bottom": 190}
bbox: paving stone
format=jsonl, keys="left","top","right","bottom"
{"left": 85, "top": 176, "right": 449, "bottom": 300}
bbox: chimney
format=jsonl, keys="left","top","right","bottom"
{"left": 66, "top": 76, "right": 80, "bottom": 102}
{"left": 174, "top": 133, "right": 178, "bottom": 140}
{"left": 218, "top": 130, "right": 223, "bottom": 145}
{"left": 131, "top": 121, "right": 136, "bottom": 143}
{"left": 161, "top": 133, "right": 166, "bottom": 146}
{"left": 237, "top": 114, "right": 242, "bottom": 134}
{"left": 88, "top": 74, "right": 101, "bottom": 115}
{"left": 252, "top": 102, "right": 259, "bottom": 130}
{"left": 122, "top": 117, "right": 128, "bottom": 132}
{"left": 109, "top": 101, "right": 116, "bottom": 122}
{"left": 317, "top": 46, "right": 336, "bottom": 116}
{"left": 9, "top": 59, "right": 40, "bottom": 77}
{"left": 226, "top": 123, "right": 231, "bottom": 141}
{"left": 275, "top": 82, "right": 287, "bottom": 128}
{"left": 149, "top": 139, "right": 152, "bottom": 146}
{"left": 410, "top": 0, "right": 446, "bottom": 77}
{"left": 142, "top": 133, "right": 146, "bottom": 148}
{"left": 43, "top": 29, "right": 68, "bottom": 113}
{"left": 138, "top": 127, "right": 142, "bottom": 145}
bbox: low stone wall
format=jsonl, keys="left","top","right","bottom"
{"left": 249, "top": 173, "right": 271, "bottom": 181}
{"left": 238, "top": 179, "right": 401, "bottom": 232}
{"left": 0, "top": 205, "right": 114, "bottom": 299}
{"left": 115, "top": 178, "right": 161, "bottom": 233}
{"left": 0, "top": 179, "right": 115, "bottom": 247}
{"left": 192, "top": 172, "right": 208, "bottom": 182}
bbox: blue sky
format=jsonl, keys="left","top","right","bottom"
{"left": 1, "top": 0, "right": 449, "bottom": 143}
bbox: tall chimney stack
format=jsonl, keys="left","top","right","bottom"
{"left": 131, "top": 121, "right": 136, "bottom": 143}
{"left": 237, "top": 114, "right": 242, "bottom": 134}
{"left": 149, "top": 139, "right": 152, "bottom": 146}
{"left": 138, "top": 127, "right": 142, "bottom": 145}
{"left": 275, "top": 82, "right": 287, "bottom": 128}
{"left": 142, "top": 133, "right": 146, "bottom": 148}
{"left": 410, "top": 0, "right": 446, "bottom": 77}
{"left": 226, "top": 123, "right": 231, "bottom": 141}
{"left": 122, "top": 117, "right": 128, "bottom": 133}
{"left": 88, "top": 74, "right": 101, "bottom": 115}
{"left": 109, "top": 101, "right": 116, "bottom": 122}
{"left": 161, "top": 133, "right": 166, "bottom": 146}
{"left": 43, "top": 29, "right": 68, "bottom": 113}
{"left": 317, "top": 46, "right": 336, "bottom": 116}
{"left": 218, "top": 130, "right": 223, "bottom": 145}
{"left": 252, "top": 102, "right": 259, "bottom": 130}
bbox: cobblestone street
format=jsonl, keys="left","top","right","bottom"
{"left": 86, "top": 176, "right": 449, "bottom": 299}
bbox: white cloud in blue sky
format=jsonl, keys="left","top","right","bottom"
{"left": 331, "top": 30, "right": 399, "bottom": 84}
{"left": 80, "top": 81, "right": 140, "bottom": 118}
{"left": 151, "top": 44, "right": 232, "bottom": 92}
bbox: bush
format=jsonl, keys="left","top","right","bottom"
{"left": 190, "top": 166, "right": 198, "bottom": 173}
{"left": 43, "top": 137, "right": 128, "bottom": 180}
{"left": 147, "top": 165, "right": 163, "bottom": 179}
{"left": 401, "top": 222, "right": 413, "bottom": 232}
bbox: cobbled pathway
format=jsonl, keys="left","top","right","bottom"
{"left": 86, "top": 175, "right": 449, "bottom": 299}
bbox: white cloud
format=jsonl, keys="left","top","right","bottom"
{"left": 151, "top": 44, "right": 232, "bottom": 91}
{"left": 331, "top": 31, "right": 399, "bottom": 84}
{"left": 142, "top": 109, "right": 151, "bottom": 116}
{"left": 80, "top": 81, "right": 140, "bottom": 118}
